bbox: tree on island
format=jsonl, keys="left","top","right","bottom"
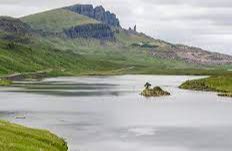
{"left": 144, "top": 82, "right": 151, "bottom": 89}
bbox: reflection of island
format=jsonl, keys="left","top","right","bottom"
{"left": 141, "top": 82, "right": 170, "bottom": 97}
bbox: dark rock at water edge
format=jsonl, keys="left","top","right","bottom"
{"left": 218, "top": 93, "right": 232, "bottom": 98}
{"left": 65, "top": 4, "right": 120, "bottom": 27}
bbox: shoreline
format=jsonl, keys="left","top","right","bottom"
{"left": 179, "top": 75, "right": 232, "bottom": 98}
{"left": 0, "top": 68, "right": 230, "bottom": 82}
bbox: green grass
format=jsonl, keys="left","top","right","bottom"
{"left": 21, "top": 9, "right": 99, "bottom": 33}
{"left": 33, "top": 31, "right": 200, "bottom": 73}
{"left": 0, "top": 37, "right": 129, "bottom": 76}
{"left": 0, "top": 120, "right": 67, "bottom": 151}
{"left": 0, "top": 33, "right": 230, "bottom": 77}
{"left": 179, "top": 74, "right": 232, "bottom": 97}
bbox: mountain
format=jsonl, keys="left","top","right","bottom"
{"left": 20, "top": 5, "right": 232, "bottom": 66}
{"left": 0, "top": 4, "right": 231, "bottom": 76}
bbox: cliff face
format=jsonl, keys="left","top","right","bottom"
{"left": 0, "top": 17, "right": 31, "bottom": 34}
{"left": 0, "top": 17, "right": 32, "bottom": 43}
{"left": 65, "top": 4, "right": 120, "bottom": 27}
{"left": 64, "top": 23, "right": 114, "bottom": 40}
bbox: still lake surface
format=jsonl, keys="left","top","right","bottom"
{"left": 0, "top": 75, "right": 232, "bottom": 151}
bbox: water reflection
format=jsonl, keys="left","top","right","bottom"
{"left": 3, "top": 81, "right": 129, "bottom": 96}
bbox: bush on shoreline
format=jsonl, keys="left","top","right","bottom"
{"left": 0, "top": 79, "right": 12, "bottom": 86}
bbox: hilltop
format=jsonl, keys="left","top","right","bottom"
{"left": 0, "top": 4, "right": 231, "bottom": 76}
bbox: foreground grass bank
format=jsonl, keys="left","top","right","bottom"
{"left": 179, "top": 75, "right": 232, "bottom": 97}
{"left": 0, "top": 120, "right": 68, "bottom": 151}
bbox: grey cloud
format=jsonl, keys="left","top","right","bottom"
{"left": 158, "top": 7, "right": 232, "bottom": 27}
{"left": 141, "top": 0, "right": 232, "bottom": 8}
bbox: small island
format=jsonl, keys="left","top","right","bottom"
{"left": 141, "top": 82, "right": 170, "bottom": 97}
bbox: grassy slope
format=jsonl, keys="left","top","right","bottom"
{"left": 179, "top": 75, "right": 232, "bottom": 96}
{"left": 37, "top": 29, "right": 230, "bottom": 75}
{"left": 0, "top": 8, "right": 224, "bottom": 76}
{"left": 21, "top": 9, "right": 99, "bottom": 33}
{"left": 0, "top": 120, "right": 67, "bottom": 151}
{"left": 20, "top": 8, "right": 196, "bottom": 70}
{"left": 0, "top": 37, "right": 125, "bottom": 76}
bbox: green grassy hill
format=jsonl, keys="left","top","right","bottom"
{"left": 0, "top": 5, "right": 230, "bottom": 77}
{"left": 21, "top": 8, "right": 199, "bottom": 71}
{"left": 0, "top": 120, "right": 67, "bottom": 151}
{"left": 21, "top": 9, "right": 99, "bottom": 33}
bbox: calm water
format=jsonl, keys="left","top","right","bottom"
{"left": 0, "top": 75, "right": 232, "bottom": 151}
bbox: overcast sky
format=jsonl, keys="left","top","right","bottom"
{"left": 0, "top": 0, "right": 232, "bottom": 55}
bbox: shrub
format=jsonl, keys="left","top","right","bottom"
{"left": 0, "top": 79, "right": 12, "bottom": 86}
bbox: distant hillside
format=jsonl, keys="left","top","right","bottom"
{"left": 150, "top": 43, "right": 232, "bottom": 65}
{"left": 21, "top": 4, "right": 232, "bottom": 66}
{"left": 0, "top": 4, "right": 231, "bottom": 76}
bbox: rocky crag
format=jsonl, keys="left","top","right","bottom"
{"left": 0, "top": 17, "right": 33, "bottom": 43}
{"left": 0, "top": 17, "right": 31, "bottom": 34}
{"left": 65, "top": 4, "right": 120, "bottom": 27}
